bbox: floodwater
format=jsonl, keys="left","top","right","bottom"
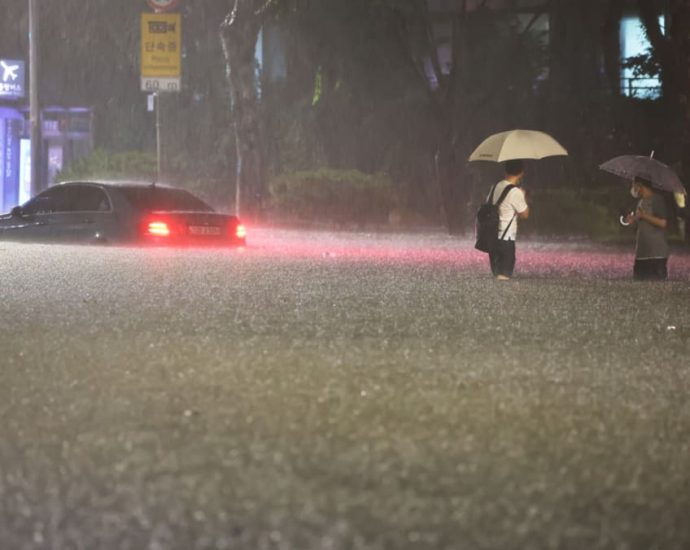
{"left": 1, "top": 228, "right": 689, "bottom": 549}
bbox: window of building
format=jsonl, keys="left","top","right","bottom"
{"left": 620, "top": 15, "right": 663, "bottom": 99}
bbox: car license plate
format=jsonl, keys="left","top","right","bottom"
{"left": 189, "top": 225, "right": 221, "bottom": 236}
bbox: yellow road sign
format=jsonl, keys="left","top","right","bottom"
{"left": 140, "top": 13, "right": 181, "bottom": 79}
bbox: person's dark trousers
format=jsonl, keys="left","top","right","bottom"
{"left": 489, "top": 240, "right": 516, "bottom": 277}
{"left": 633, "top": 258, "right": 668, "bottom": 281}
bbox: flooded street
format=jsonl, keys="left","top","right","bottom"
{"left": 1, "top": 228, "right": 689, "bottom": 549}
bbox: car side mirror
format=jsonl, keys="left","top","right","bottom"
{"left": 10, "top": 206, "right": 24, "bottom": 218}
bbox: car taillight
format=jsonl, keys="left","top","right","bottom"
{"left": 147, "top": 221, "right": 170, "bottom": 237}
{"left": 235, "top": 224, "right": 247, "bottom": 239}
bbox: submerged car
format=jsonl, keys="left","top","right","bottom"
{"left": 0, "top": 181, "right": 247, "bottom": 246}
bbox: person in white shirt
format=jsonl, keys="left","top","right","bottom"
{"left": 488, "top": 160, "right": 530, "bottom": 280}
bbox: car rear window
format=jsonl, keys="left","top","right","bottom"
{"left": 120, "top": 187, "right": 213, "bottom": 212}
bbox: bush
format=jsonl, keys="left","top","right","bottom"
{"left": 520, "top": 188, "right": 623, "bottom": 239}
{"left": 56, "top": 149, "right": 157, "bottom": 182}
{"left": 268, "top": 168, "right": 398, "bottom": 227}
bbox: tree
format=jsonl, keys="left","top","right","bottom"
{"left": 547, "top": 0, "right": 618, "bottom": 178}
{"left": 383, "top": 0, "right": 550, "bottom": 234}
{"left": 382, "top": 0, "right": 471, "bottom": 234}
{"left": 636, "top": 0, "right": 690, "bottom": 189}
{"left": 6, "top": 0, "right": 680, "bottom": 231}
{"left": 220, "top": 0, "right": 274, "bottom": 220}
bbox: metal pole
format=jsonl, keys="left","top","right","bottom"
{"left": 153, "top": 7, "right": 162, "bottom": 184}
{"left": 235, "top": 145, "right": 241, "bottom": 216}
{"left": 155, "top": 92, "right": 161, "bottom": 181}
{"left": 29, "top": 0, "right": 41, "bottom": 195}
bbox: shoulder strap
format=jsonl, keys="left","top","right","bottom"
{"left": 485, "top": 184, "right": 498, "bottom": 205}
{"left": 500, "top": 215, "right": 516, "bottom": 240}
{"left": 494, "top": 185, "right": 515, "bottom": 207}
{"left": 496, "top": 185, "right": 517, "bottom": 241}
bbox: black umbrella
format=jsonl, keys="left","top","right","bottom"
{"left": 599, "top": 154, "right": 686, "bottom": 195}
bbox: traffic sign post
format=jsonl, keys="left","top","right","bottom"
{"left": 140, "top": 6, "right": 181, "bottom": 182}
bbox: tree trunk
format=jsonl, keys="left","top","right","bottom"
{"left": 430, "top": 2, "right": 469, "bottom": 235}
{"left": 548, "top": 0, "right": 609, "bottom": 175}
{"left": 668, "top": 1, "right": 690, "bottom": 190}
{"left": 669, "top": 1, "right": 690, "bottom": 243}
{"left": 220, "top": 1, "right": 264, "bottom": 221}
{"left": 434, "top": 117, "right": 466, "bottom": 235}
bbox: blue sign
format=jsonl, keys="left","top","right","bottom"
{"left": 0, "top": 59, "right": 25, "bottom": 99}
{"left": 0, "top": 108, "right": 23, "bottom": 212}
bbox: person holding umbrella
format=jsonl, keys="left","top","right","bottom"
{"left": 600, "top": 153, "right": 687, "bottom": 281}
{"left": 624, "top": 177, "right": 670, "bottom": 281}
{"left": 469, "top": 129, "right": 568, "bottom": 280}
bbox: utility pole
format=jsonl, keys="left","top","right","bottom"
{"left": 29, "top": 0, "right": 41, "bottom": 195}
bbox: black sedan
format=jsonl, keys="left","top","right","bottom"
{"left": 0, "top": 181, "right": 247, "bottom": 246}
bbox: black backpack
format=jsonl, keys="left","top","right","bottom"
{"left": 474, "top": 184, "right": 516, "bottom": 253}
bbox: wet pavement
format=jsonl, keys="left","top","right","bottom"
{"left": 1, "top": 228, "right": 689, "bottom": 549}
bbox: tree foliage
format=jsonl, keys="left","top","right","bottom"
{"left": 1, "top": 0, "right": 686, "bottom": 230}
{"left": 636, "top": 0, "right": 690, "bottom": 184}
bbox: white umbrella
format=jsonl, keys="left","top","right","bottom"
{"left": 468, "top": 129, "right": 568, "bottom": 162}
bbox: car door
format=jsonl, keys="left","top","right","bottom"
{"left": 47, "top": 184, "right": 117, "bottom": 242}
{"left": 0, "top": 187, "right": 69, "bottom": 242}
{"left": 27, "top": 186, "right": 78, "bottom": 241}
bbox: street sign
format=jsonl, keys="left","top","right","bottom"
{"left": 140, "top": 12, "right": 181, "bottom": 92}
{"left": 0, "top": 59, "right": 25, "bottom": 99}
{"left": 146, "top": 0, "right": 180, "bottom": 11}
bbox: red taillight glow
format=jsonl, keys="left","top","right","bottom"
{"left": 147, "top": 221, "right": 170, "bottom": 237}
{"left": 235, "top": 224, "right": 247, "bottom": 239}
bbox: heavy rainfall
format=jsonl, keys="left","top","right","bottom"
{"left": 1, "top": 1, "right": 689, "bottom": 549}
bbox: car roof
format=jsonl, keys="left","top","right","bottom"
{"left": 56, "top": 180, "right": 178, "bottom": 190}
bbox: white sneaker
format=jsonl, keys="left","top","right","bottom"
{"left": 496, "top": 275, "right": 511, "bottom": 281}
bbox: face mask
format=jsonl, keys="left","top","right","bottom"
{"left": 630, "top": 185, "right": 640, "bottom": 199}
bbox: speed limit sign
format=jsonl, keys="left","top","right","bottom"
{"left": 146, "top": 0, "right": 180, "bottom": 11}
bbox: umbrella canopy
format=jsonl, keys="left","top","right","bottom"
{"left": 599, "top": 155, "right": 686, "bottom": 195}
{"left": 468, "top": 129, "right": 568, "bottom": 162}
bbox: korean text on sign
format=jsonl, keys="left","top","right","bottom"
{"left": 140, "top": 13, "right": 181, "bottom": 78}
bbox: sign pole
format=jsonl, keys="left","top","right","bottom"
{"left": 29, "top": 0, "right": 41, "bottom": 195}
{"left": 154, "top": 7, "right": 161, "bottom": 183}
{"left": 156, "top": 92, "right": 161, "bottom": 182}
{"left": 141, "top": 2, "right": 181, "bottom": 182}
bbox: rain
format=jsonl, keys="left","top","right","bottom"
{"left": 2, "top": 230, "right": 690, "bottom": 548}
{"left": 1, "top": 1, "right": 690, "bottom": 549}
